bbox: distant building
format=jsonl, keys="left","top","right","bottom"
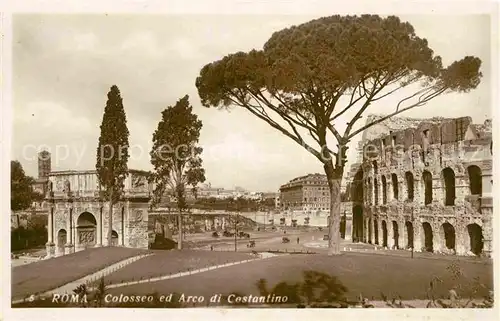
{"left": 261, "top": 192, "right": 278, "bottom": 202}
{"left": 279, "top": 173, "right": 330, "bottom": 213}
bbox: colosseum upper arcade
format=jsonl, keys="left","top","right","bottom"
{"left": 344, "top": 115, "right": 493, "bottom": 257}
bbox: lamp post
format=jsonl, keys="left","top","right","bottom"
{"left": 234, "top": 215, "right": 237, "bottom": 252}
{"left": 411, "top": 206, "right": 414, "bottom": 259}
{"left": 234, "top": 200, "right": 240, "bottom": 252}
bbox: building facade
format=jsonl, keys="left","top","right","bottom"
{"left": 344, "top": 115, "right": 493, "bottom": 257}
{"left": 278, "top": 173, "right": 332, "bottom": 227}
{"left": 279, "top": 173, "right": 331, "bottom": 212}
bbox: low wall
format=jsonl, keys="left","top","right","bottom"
{"left": 150, "top": 208, "right": 330, "bottom": 227}
{"left": 11, "top": 210, "right": 48, "bottom": 230}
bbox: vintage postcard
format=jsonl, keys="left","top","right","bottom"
{"left": 2, "top": 0, "right": 498, "bottom": 320}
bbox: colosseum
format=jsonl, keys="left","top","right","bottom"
{"left": 343, "top": 115, "right": 493, "bottom": 257}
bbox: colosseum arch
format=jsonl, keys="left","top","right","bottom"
{"left": 442, "top": 167, "right": 456, "bottom": 206}
{"left": 352, "top": 205, "right": 364, "bottom": 242}
{"left": 353, "top": 169, "right": 364, "bottom": 202}
{"left": 391, "top": 174, "right": 399, "bottom": 200}
{"left": 405, "top": 221, "right": 414, "bottom": 249}
{"left": 374, "top": 178, "right": 379, "bottom": 205}
{"left": 441, "top": 222, "right": 456, "bottom": 251}
{"left": 467, "top": 165, "right": 482, "bottom": 196}
{"left": 405, "top": 171, "right": 414, "bottom": 201}
{"left": 373, "top": 219, "right": 379, "bottom": 245}
{"left": 369, "top": 217, "right": 373, "bottom": 243}
{"left": 422, "top": 222, "right": 433, "bottom": 252}
{"left": 466, "top": 223, "right": 484, "bottom": 256}
{"left": 422, "top": 171, "right": 433, "bottom": 205}
{"left": 381, "top": 176, "right": 388, "bottom": 204}
{"left": 381, "top": 220, "right": 388, "bottom": 247}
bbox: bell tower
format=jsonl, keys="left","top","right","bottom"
{"left": 38, "top": 150, "right": 51, "bottom": 179}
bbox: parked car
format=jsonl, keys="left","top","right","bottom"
{"left": 323, "top": 235, "right": 329, "bottom": 241}
{"left": 238, "top": 231, "right": 250, "bottom": 239}
{"left": 223, "top": 230, "right": 234, "bottom": 237}
{"left": 282, "top": 237, "right": 290, "bottom": 243}
{"left": 212, "top": 231, "right": 219, "bottom": 238}
{"left": 247, "top": 240, "right": 256, "bottom": 248}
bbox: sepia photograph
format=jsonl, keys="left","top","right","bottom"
{"left": 2, "top": 0, "right": 498, "bottom": 318}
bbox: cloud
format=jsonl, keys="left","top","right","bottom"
{"left": 59, "top": 32, "right": 99, "bottom": 52}
{"left": 120, "top": 31, "right": 164, "bottom": 57}
{"left": 169, "top": 37, "right": 203, "bottom": 60}
{"left": 15, "top": 101, "right": 93, "bottom": 132}
{"left": 13, "top": 101, "right": 97, "bottom": 172}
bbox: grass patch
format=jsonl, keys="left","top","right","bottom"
{"left": 103, "top": 250, "right": 253, "bottom": 284}
{"left": 12, "top": 247, "right": 147, "bottom": 300}
{"left": 109, "top": 252, "right": 493, "bottom": 302}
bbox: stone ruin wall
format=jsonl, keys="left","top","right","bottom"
{"left": 345, "top": 116, "right": 493, "bottom": 257}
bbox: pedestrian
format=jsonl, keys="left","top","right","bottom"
{"left": 297, "top": 237, "right": 300, "bottom": 244}
{"left": 210, "top": 245, "right": 214, "bottom": 251}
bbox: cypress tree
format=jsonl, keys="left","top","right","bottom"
{"left": 96, "top": 85, "right": 130, "bottom": 246}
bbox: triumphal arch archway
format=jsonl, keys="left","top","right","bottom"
{"left": 44, "top": 169, "right": 151, "bottom": 257}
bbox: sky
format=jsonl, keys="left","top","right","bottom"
{"left": 12, "top": 14, "right": 492, "bottom": 192}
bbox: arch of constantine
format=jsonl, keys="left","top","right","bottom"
{"left": 44, "top": 169, "right": 151, "bottom": 258}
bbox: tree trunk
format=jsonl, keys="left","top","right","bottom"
{"left": 177, "top": 206, "right": 183, "bottom": 250}
{"left": 108, "top": 189, "right": 113, "bottom": 247}
{"left": 324, "top": 161, "right": 344, "bottom": 255}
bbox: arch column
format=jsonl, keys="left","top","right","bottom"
{"left": 481, "top": 166, "right": 493, "bottom": 257}
{"left": 364, "top": 217, "right": 369, "bottom": 243}
{"left": 414, "top": 222, "right": 423, "bottom": 252}
{"left": 401, "top": 220, "right": 408, "bottom": 249}
{"left": 95, "top": 206, "right": 103, "bottom": 247}
{"left": 378, "top": 220, "right": 384, "bottom": 246}
{"left": 397, "top": 220, "right": 404, "bottom": 249}
{"left": 45, "top": 206, "right": 55, "bottom": 258}
{"left": 74, "top": 221, "right": 81, "bottom": 251}
{"left": 387, "top": 221, "right": 394, "bottom": 248}
{"left": 432, "top": 177, "right": 444, "bottom": 205}
{"left": 434, "top": 224, "right": 444, "bottom": 253}
{"left": 455, "top": 227, "right": 468, "bottom": 255}
{"left": 65, "top": 207, "right": 74, "bottom": 254}
{"left": 413, "top": 177, "right": 423, "bottom": 206}
{"left": 399, "top": 177, "right": 406, "bottom": 202}
{"left": 482, "top": 212, "right": 493, "bottom": 257}
{"left": 370, "top": 218, "right": 376, "bottom": 244}
{"left": 387, "top": 180, "right": 393, "bottom": 202}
